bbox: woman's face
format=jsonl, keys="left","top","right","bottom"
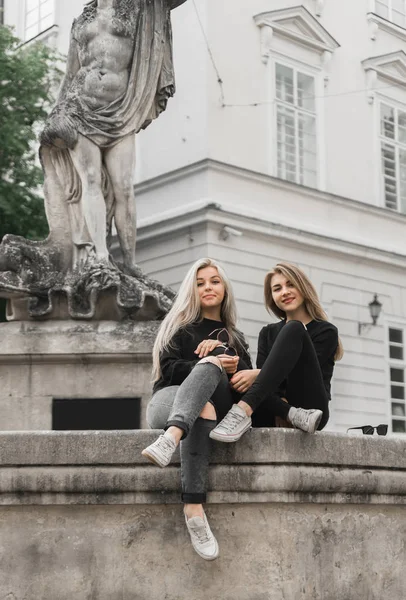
{"left": 197, "top": 266, "right": 225, "bottom": 311}
{"left": 270, "top": 272, "right": 305, "bottom": 315}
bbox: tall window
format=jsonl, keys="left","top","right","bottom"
{"left": 388, "top": 327, "right": 406, "bottom": 433}
{"left": 275, "top": 63, "right": 318, "bottom": 188}
{"left": 0, "top": 0, "right": 4, "bottom": 26}
{"left": 25, "top": 0, "right": 54, "bottom": 41}
{"left": 375, "top": 0, "right": 406, "bottom": 28}
{"left": 380, "top": 103, "right": 406, "bottom": 212}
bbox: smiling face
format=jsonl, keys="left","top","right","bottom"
{"left": 270, "top": 272, "right": 305, "bottom": 317}
{"left": 197, "top": 266, "right": 225, "bottom": 315}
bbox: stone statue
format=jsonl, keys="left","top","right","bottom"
{"left": 0, "top": 0, "right": 187, "bottom": 320}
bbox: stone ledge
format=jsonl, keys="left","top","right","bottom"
{"left": 0, "top": 429, "right": 404, "bottom": 468}
{"left": 0, "top": 430, "right": 405, "bottom": 506}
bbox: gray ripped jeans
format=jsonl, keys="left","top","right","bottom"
{"left": 147, "top": 361, "right": 235, "bottom": 504}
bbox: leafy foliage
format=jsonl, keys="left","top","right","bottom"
{"left": 0, "top": 26, "right": 61, "bottom": 321}
{"left": 0, "top": 25, "right": 61, "bottom": 242}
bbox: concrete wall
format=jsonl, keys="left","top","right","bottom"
{"left": 0, "top": 429, "right": 405, "bottom": 600}
{"left": 0, "top": 321, "right": 159, "bottom": 431}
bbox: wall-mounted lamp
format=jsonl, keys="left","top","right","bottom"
{"left": 219, "top": 225, "right": 243, "bottom": 241}
{"left": 358, "top": 294, "right": 383, "bottom": 335}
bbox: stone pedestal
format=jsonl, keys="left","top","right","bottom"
{"left": 0, "top": 320, "right": 159, "bottom": 430}
{"left": 0, "top": 429, "right": 405, "bottom": 600}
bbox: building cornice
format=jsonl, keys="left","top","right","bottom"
{"left": 137, "top": 200, "right": 406, "bottom": 271}
{"left": 135, "top": 158, "right": 406, "bottom": 229}
{"left": 367, "top": 12, "right": 406, "bottom": 44}
{"left": 362, "top": 50, "right": 406, "bottom": 103}
{"left": 253, "top": 5, "right": 340, "bottom": 65}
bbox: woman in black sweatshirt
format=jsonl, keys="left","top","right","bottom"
{"left": 141, "top": 258, "right": 251, "bottom": 561}
{"left": 210, "top": 262, "right": 343, "bottom": 442}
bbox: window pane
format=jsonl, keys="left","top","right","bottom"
{"left": 382, "top": 143, "right": 398, "bottom": 209}
{"left": 277, "top": 105, "right": 296, "bottom": 182}
{"left": 391, "top": 385, "right": 405, "bottom": 399}
{"left": 40, "top": 0, "right": 53, "bottom": 19}
{"left": 26, "top": 8, "right": 39, "bottom": 27}
{"left": 297, "top": 72, "right": 315, "bottom": 112}
{"left": 392, "top": 402, "right": 406, "bottom": 417}
{"left": 392, "top": 419, "right": 406, "bottom": 432}
{"left": 400, "top": 149, "right": 406, "bottom": 213}
{"left": 298, "top": 113, "right": 317, "bottom": 185}
{"left": 391, "top": 368, "right": 405, "bottom": 382}
{"left": 389, "top": 328, "right": 403, "bottom": 343}
{"left": 390, "top": 345, "right": 404, "bottom": 360}
{"left": 381, "top": 105, "right": 395, "bottom": 139}
{"left": 26, "top": 0, "right": 39, "bottom": 11}
{"left": 276, "top": 64, "right": 294, "bottom": 105}
{"left": 375, "top": 0, "right": 389, "bottom": 18}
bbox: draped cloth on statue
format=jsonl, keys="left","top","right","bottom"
{"left": 39, "top": 0, "right": 184, "bottom": 269}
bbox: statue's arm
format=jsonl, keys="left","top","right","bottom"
{"left": 169, "top": 0, "right": 188, "bottom": 9}
{"left": 56, "top": 34, "right": 81, "bottom": 103}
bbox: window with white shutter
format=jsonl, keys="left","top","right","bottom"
{"left": 388, "top": 327, "right": 406, "bottom": 433}
{"left": 25, "top": 0, "right": 54, "bottom": 41}
{"left": 375, "top": 0, "right": 406, "bottom": 28}
{"left": 380, "top": 102, "right": 406, "bottom": 213}
{"left": 275, "top": 63, "right": 318, "bottom": 188}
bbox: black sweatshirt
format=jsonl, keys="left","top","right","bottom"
{"left": 256, "top": 319, "right": 339, "bottom": 400}
{"left": 153, "top": 318, "right": 252, "bottom": 393}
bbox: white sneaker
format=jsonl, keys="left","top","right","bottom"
{"left": 185, "top": 512, "right": 219, "bottom": 561}
{"left": 209, "top": 404, "right": 252, "bottom": 443}
{"left": 141, "top": 434, "right": 177, "bottom": 468}
{"left": 288, "top": 407, "right": 323, "bottom": 433}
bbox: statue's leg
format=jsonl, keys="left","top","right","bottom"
{"left": 68, "top": 134, "right": 109, "bottom": 261}
{"left": 104, "top": 135, "right": 137, "bottom": 271}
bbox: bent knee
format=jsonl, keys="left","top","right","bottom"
{"left": 285, "top": 320, "right": 307, "bottom": 332}
{"left": 199, "top": 402, "right": 217, "bottom": 420}
{"left": 197, "top": 355, "right": 223, "bottom": 372}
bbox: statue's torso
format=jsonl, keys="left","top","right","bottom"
{"left": 72, "top": 7, "right": 138, "bottom": 110}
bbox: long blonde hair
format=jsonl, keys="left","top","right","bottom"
{"left": 152, "top": 258, "right": 244, "bottom": 381}
{"left": 264, "top": 262, "right": 343, "bottom": 361}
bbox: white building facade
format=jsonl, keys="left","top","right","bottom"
{"left": 4, "top": 0, "right": 406, "bottom": 434}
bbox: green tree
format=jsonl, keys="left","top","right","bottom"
{"left": 0, "top": 26, "right": 61, "bottom": 320}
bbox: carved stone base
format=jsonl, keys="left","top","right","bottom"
{"left": 0, "top": 234, "right": 174, "bottom": 321}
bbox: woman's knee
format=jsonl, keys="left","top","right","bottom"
{"left": 199, "top": 402, "right": 217, "bottom": 420}
{"left": 196, "top": 355, "right": 223, "bottom": 372}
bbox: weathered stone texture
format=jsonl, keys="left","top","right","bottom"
{"left": 0, "top": 430, "right": 405, "bottom": 599}
{"left": 0, "top": 321, "right": 159, "bottom": 430}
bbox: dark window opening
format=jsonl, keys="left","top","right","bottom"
{"left": 52, "top": 397, "right": 141, "bottom": 430}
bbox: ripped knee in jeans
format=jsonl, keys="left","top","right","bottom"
{"left": 197, "top": 355, "right": 223, "bottom": 372}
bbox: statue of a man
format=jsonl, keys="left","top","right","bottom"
{"left": 40, "top": 0, "right": 187, "bottom": 273}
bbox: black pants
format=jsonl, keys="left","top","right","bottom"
{"left": 244, "top": 320, "right": 329, "bottom": 430}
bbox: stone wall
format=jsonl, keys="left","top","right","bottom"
{"left": 0, "top": 321, "right": 159, "bottom": 430}
{"left": 0, "top": 429, "right": 405, "bottom": 600}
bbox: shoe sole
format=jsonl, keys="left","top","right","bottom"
{"left": 192, "top": 539, "right": 219, "bottom": 561}
{"left": 141, "top": 448, "right": 167, "bottom": 468}
{"left": 305, "top": 410, "right": 323, "bottom": 434}
{"left": 209, "top": 422, "right": 251, "bottom": 443}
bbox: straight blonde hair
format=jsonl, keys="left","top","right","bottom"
{"left": 264, "top": 262, "right": 343, "bottom": 361}
{"left": 152, "top": 258, "right": 245, "bottom": 381}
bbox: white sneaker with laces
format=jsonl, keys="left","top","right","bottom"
{"left": 185, "top": 512, "right": 219, "bottom": 561}
{"left": 288, "top": 407, "right": 323, "bottom": 433}
{"left": 209, "top": 404, "right": 252, "bottom": 443}
{"left": 141, "top": 434, "right": 177, "bottom": 468}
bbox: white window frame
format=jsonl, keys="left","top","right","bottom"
{"left": 375, "top": 0, "right": 406, "bottom": 29}
{"left": 269, "top": 54, "right": 324, "bottom": 190}
{"left": 377, "top": 97, "right": 406, "bottom": 213}
{"left": 24, "top": 0, "right": 55, "bottom": 41}
{"left": 386, "top": 323, "right": 406, "bottom": 434}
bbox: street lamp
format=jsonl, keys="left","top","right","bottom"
{"left": 358, "top": 294, "right": 383, "bottom": 335}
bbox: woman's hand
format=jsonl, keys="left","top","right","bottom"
{"left": 216, "top": 354, "right": 239, "bottom": 374}
{"left": 194, "top": 339, "right": 223, "bottom": 358}
{"left": 230, "top": 369, "right": 260, "bottom": 393}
